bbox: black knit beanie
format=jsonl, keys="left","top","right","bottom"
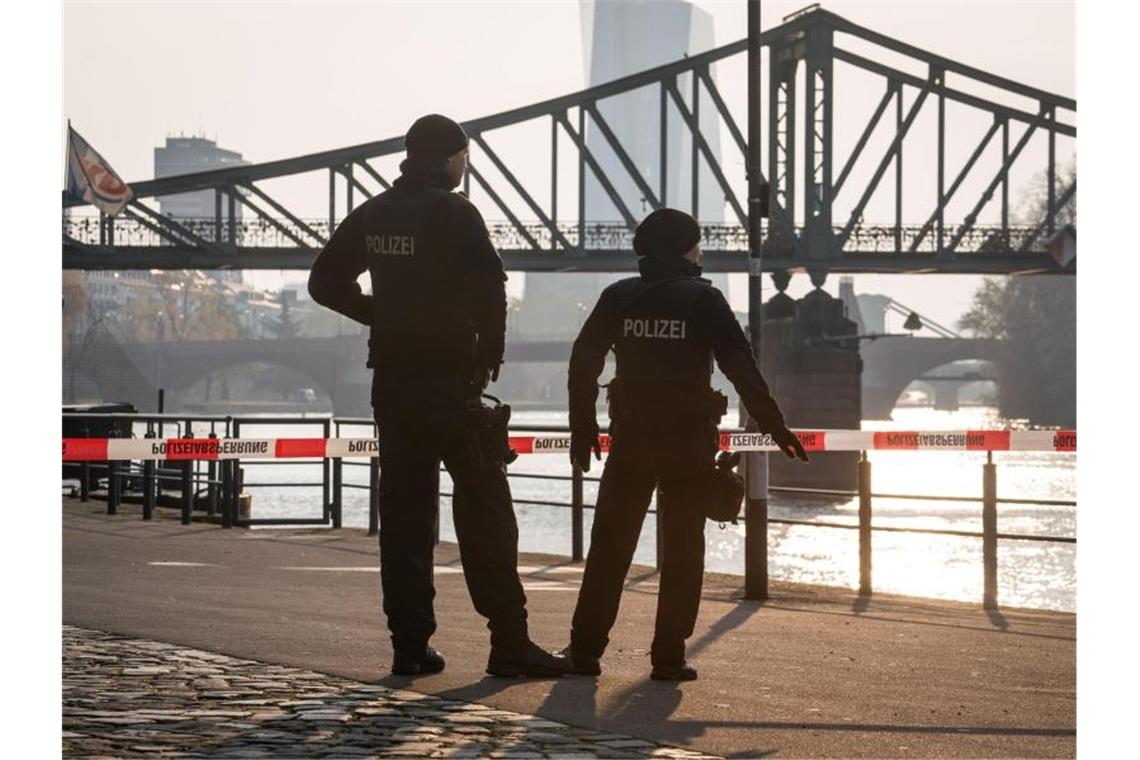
{"left": 633, "top": 208, "right": 702, "bottom": 258}
{"left": 404, "top": 114, "right": 469, "bottom": 160}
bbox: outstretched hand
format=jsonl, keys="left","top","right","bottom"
{"left": 570, "top": 432, "right": 603, "bottom": 472}
{"left": 772, "top": 426, "right": 809, "bottom": 462}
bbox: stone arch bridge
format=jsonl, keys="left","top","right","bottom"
{"left": 71, "top": 333, "right": 1001, "bottom": 419}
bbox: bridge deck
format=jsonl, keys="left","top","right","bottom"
{"left": 63, "top": 498, "right": 1075, "bottom": 758}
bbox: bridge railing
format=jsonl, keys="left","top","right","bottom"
{"left": 64, "top": 214, "right": 1059, "bottom": 256}
{"left": 63, "top": 412, "right": 1074, "bottom": 609}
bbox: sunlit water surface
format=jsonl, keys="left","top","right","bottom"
{"left": 162, "top": 406, "right": 1074, "bottom": 612}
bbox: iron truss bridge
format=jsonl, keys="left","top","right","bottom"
{"left": 62, "top": 7, "right": 1075, "bottom": 276}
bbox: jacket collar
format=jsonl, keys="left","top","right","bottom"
{"left": 637, "top": 255, "right": 703, "bottom": 281}
{"left": 393, "top": 155, "right": 458, "bottom": 191}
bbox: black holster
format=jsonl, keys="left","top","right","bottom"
{"left": 464, "top": 392, "right": 518, "bottom": 470}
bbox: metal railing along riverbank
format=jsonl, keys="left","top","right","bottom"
{"left": 62, "top": 412, "right": 1076, "bottom": 609}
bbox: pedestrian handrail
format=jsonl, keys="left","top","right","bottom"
{"left": 61, "top": 412, "right": 1075, "bottom": 609}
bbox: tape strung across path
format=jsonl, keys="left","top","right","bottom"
{"left": 62, "top": 429, "right": 1076, "bottom": 462}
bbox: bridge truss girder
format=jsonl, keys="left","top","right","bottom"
{"left": 62, "top": 7, "right": 1075, "bottom": 276}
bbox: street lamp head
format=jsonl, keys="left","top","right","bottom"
{"left": 903, "top": 311, "right": 924, "bottom": 332}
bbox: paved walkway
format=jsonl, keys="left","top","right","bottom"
{"left": 64, "top": 626, "right": 712, "bottom": 758}
{"left": 63, "top": 499, "right": 1076, "bottom": 758}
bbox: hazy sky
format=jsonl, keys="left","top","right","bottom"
{"left": 63, "top": 0, "right": 1076, "bottom": 329}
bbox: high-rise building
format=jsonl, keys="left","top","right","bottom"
{"left": 154, "top": 135, "right": 248, "bottom": 219}
{"left": 514, "top": 0, "right": 727, "bottom": 404}
{"left": 154, "top": 135, "right": 248, "bottom": 283}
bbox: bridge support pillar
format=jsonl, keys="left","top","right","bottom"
{"left": 761, "top": 287, "right": 861, "bottom": 491}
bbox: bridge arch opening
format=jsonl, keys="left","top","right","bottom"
{"left": 895, "top": 359, "right": 998, "bottom": 415}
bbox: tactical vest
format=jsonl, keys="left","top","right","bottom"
{"left": 358, "top": 186, "right": 476, "bottom": 377}
{"left": 609, "top": 275, "right": 717, "bottom": 422}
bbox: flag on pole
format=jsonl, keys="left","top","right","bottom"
{"left": 66, "top": 124, "right": 133, "bottom": 216}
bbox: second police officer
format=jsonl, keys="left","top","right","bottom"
{"left": 308, "top": 114, "right": 569, "bottom": 679}
{"left": 562, "top": 208, "right": 809, "bottom": 681}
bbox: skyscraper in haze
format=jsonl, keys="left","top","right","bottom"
{"left": 154, "top": 135, "right": 248, "bottom": 219}
{"left": 516, "top": 0, "right": 726, "bottom": 401}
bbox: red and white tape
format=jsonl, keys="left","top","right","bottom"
{"left": 62, "top": 429, "right": 1076, "bottom": 462}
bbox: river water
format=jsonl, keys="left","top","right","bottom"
{"left": 181, "top": 406, "right": 1074, "bottom": 612}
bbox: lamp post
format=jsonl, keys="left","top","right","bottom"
{"left": 744, "top": 0, "right": 769, "bottom": 601}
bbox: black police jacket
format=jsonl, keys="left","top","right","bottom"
{"left": 568, "top": 256, "right": 786, "bottom": 438}
{"left": 307, "top": 157, "right": 507, "bottom": 381}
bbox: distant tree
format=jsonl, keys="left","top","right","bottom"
{"left": 118, "top": 271, "right": 249, "bottom": 342}
{"left": 265, "top": 290, "right": 302, "bottom": 340}
{"left": 958, "top": 162, "right": 1076, "bottom": 427}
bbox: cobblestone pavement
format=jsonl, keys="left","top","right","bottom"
{"left": 63, "top": 626, "right": 719, "bottom": 759}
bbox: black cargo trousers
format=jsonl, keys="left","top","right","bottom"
{"left": 372, "top": 376, "right": 528, "bottom": 655}
{"left": 570, "top": 418, "right": 718, "bottom": 667}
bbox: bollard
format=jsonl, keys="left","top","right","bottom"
{"left": 142, "top": 425, "right": 156, "bottom": 520}
{"left": 858, "top": 452, "right": 873, "bottom": 597}
{"left": 744, "top": 451, "right": 769, "bottom": 600}
{"left": 571, "top": 463, "right": 584, "bottom": 562}
{"left": 368, "top": 457, "right": 380, "bottom": 536}
{"left": 79, "top": 425, "right": 91, "bottom": 502}
{"left": 655, "top": 486, "right": 664, "bottom": 572}
{"left": 331, "top": 457, "right": 343, "bottom": 529}
{"left": 983, "top": 451, "right": 998, "bottom": 609}
{"left": 206, "top": 431, "right": 218, "bottom": 517}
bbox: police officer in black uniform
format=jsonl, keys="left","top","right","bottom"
{"left": 563, "top": 208, "right": 808, "bottom": 681}
{"left": 308, "top": 114, "right": 568, "bottom": 678}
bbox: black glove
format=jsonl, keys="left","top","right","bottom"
{"left": 490, "top": 363, "right": 500, "bottom": 383}
{"left": 772, "top": 426, "right": 809, "bottom": 462}
{"left": 570, "top": 430, "right": 602, "bottom": 472}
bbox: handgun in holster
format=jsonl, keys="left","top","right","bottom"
{"left": 464, "top": 392, "right": 519, "bottom": 470}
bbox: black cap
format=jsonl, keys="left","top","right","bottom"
{"left": 633, "top": 208, "right": 702, "bottom": 258}
{"left": 404, "top": 114, "right": 469, "bottom": 160}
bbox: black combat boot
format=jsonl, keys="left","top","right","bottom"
{"left": 559, "top": 645, "right": 601, "bottom": 676}
{"left": 650, "top": 661, "right": 698, "bottom": 682}
{"left": 391, "top": 645, "right": 446, "bottom": 676}
{"left": 486, "top": 641, "right": 571, "bottom": 678}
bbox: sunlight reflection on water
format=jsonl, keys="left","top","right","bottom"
{"left": 216, "top": 405, "right": 1075, "bottom": 612}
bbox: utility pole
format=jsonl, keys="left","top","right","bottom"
{"left": 744, "top": 0, "right": 769, "bottom": 601}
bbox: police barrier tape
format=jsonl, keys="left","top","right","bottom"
{"left": 61, "top": 429, "right": 1076, "bottom": 462}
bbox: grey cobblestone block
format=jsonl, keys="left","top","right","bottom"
{"left": 62, "top": 625, "right": 722, "bottom": 759}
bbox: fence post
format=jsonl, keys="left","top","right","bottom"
{"left": 79, "top": 425, "right": 90, "bottom": 502}
{"left": 332, "top": 457, "right": 343, "bottom": 529}
{"left": 220, "top": 458, "right": 232, "bottom": 529}
{"left": 206, "top": 430, "right": 218, "bottom": 517}
{"left": 744, "top": 451, "right": 769, "bottom": 600}
{"left": 571, "top": 463, "right": 584, "bottom": 562}
{"left": 142, "top": 424, "right": 156, "bottom": 521}
{"left": 107, "top": 428, "right": 120, "bottom": 515}
{"left": 180, "top": 430, "right": 193, "bottom": 525}
{"left": 983, "top": 451, "right": 998, "bottom": 609}
{"left": 368, "top": 456, "right": 380, "bottom": 537}
{"left": 858, "top": 452, "right": 873, "bottom": 597}
{"left": 322, "top": 419, "right": 332, "bottom": 523}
